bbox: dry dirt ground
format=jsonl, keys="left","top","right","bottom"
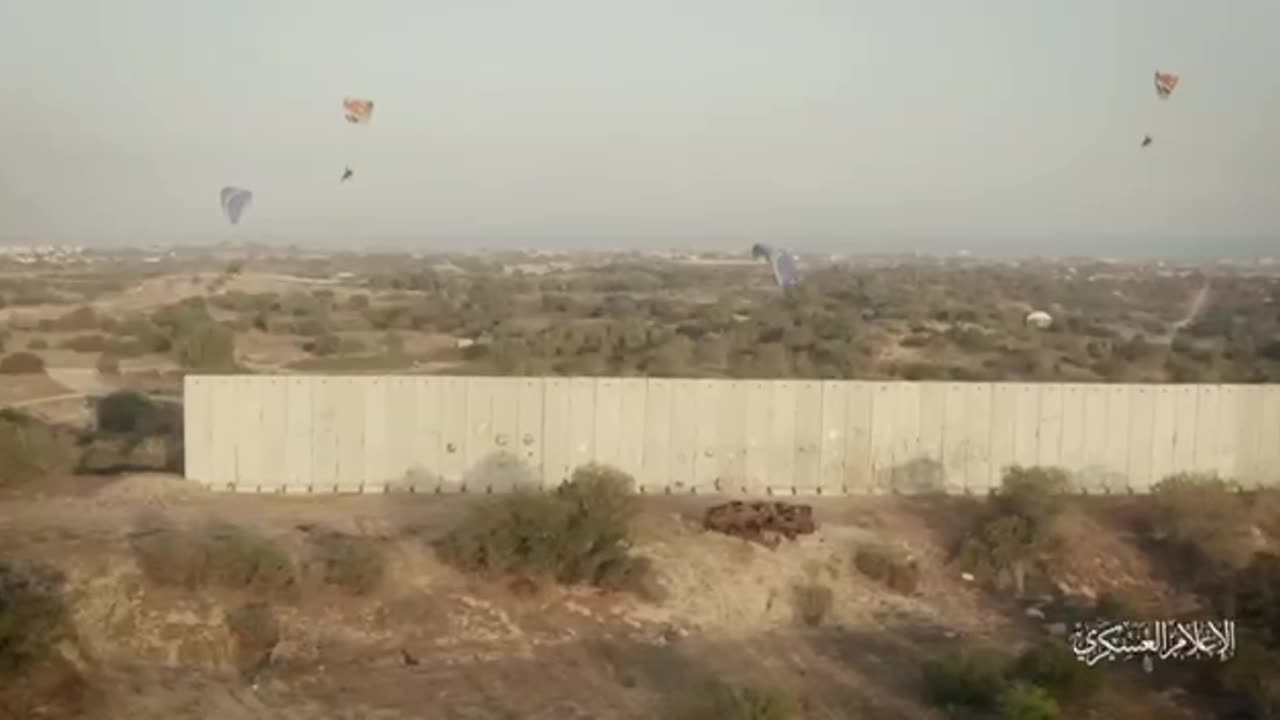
{"left": 0, "top": 368, "right": 179, "bottom": 426}
{"left": 0, "top": 475, "right": 1195, "bottom": 720}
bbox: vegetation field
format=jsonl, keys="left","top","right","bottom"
{"left": 0, "top": 248, "right": 1277, "bottom": 719}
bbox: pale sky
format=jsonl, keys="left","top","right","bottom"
{"left": 1, "top": 0, "right": 1277, "bottom": 256}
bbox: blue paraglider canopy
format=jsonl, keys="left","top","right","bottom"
{"left": 219, "top": 186, "right": 253, "bottom": 225}
{"left": 751, "top": 243, "right": 800, "bottom": 288}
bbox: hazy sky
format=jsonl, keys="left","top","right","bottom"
{"left": 2, "top": 0, "right": 1277, "bottom": 255}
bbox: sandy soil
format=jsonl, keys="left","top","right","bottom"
{"left": 0, "top": 475, "right": 1061, "bottom": 720}
{"left": 0, "top": 374, "right": 72, "bottom": 406}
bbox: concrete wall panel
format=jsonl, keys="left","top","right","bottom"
{"left": 183, "top": 376, "right": 1280, "bottom": 495}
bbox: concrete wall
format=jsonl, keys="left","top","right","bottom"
{"left": 183, "top": 376, "right": 1280, "bottom": 495}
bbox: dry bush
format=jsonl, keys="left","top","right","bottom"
{"left": 957, "top": 466, "right": 1070, "bottom": 595}
{"left": 0, "top": 352, "right": 45, "bottom": 374}
{"left": 132, "top": 522, "right": 296, "bottom": 597}
{"left": 435, "top": 488, "right": 570, "bottom": 578}
{"left": 51, "top": 306, "right": 99, "bottom": 332}
{"left": 1248, "top": 489, "right": 1280, "bottom": 545}
{"left": 667, "top": 678, "right": 797, "bottom": 720}
{"left": 922, "top": 650, "right": 1008, "bottom": 711}
{"left": 1217, "top": 638, "right": 1280, "bottom": 720}
{"left": 852, "top": 542, "right": 921, "bottom": 594}
{"left": 1092, "top": 589, "right": 1145, "bottom": 621}
{"left": 1231, "top": 552, "right": 1280, "bottom": 648}
{"left": 0, "top": 559, "right": 92, "bottom": 719}
{"left": 59, "top": 334, "right": 109, "bottom": 353}
{"left": 434, "top": 463, "right": 656, "bottom": 596}
{"left": 301, "top": 333, "right": 341, "bottom": 356}
{"left": 0, "top": 654, "right": 94, "bottom": 720}
{"left": 307, "top": 531, "right": 387, "bottom": 595}
{"left": 1150, "top": 473, "right": 1253, "bottom": 581}
{"left": 0, "top": 560, "right": 70, "bottom": 672}
{"left": 791, "top": 582, "right": 833, "bottom": 627}
{"left": 225, "top": 602, "right": 279, "bottom": 682}
{"left": 96, "top": 353, "right": 120, "bottom": 376}
{"left": 0, "top": 410, "right": 69, "bottom": 486}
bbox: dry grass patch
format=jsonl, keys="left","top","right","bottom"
{"left": 666, "top": 678, "right": 798, "bottom": 720}
{"left": 852, "top": 542, "right": 921, "bottom": 594}
{"left": 0, "top": 560, "right": 92, "bottom": 720}
{"left": 791, "top": 582, "right": 834, "bottom": 627}
{"left": 0, "top": 560, "right": 70, "bottom": 672}
{"left": 0, "top": 410, "right": 72, "bottom": 487}
{"left": 132, "top": 521, "right": 297, "bottom": 598}
{"left": 305, "top": 530, "right": 387, "bottom": 596}
{"left": 225, "top": 602, "right": 280, "bottom": 682}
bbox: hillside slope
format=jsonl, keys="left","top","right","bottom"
{"left": 0, "top": 473, "right": 1261, "bottom": 719}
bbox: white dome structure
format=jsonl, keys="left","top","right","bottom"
{"left": 1025, "top": 310, "right": 1053, "bottom": 329}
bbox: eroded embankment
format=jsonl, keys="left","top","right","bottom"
{"left": 1, "top": 472, "right": 1242, "bottom": 720}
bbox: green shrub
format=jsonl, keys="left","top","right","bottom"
{"left": 958, "top": 466, "right": 1069, "bottom": 595}
{"left": 553, "top": 464, "right": 642, "bottom": 581}
{"left": 1011, "top": 641, "right": 1102, "bottom": 706}
{"left": 174, "top": 321, "right": 236, "bottom": 370}
{"left": 1229, "top": 552, "right": 1280, "bottom": 648}
{"left": 307, "top": 532, "right": 386, "bottom": 595}
{"left": 436, "top": 489, "right": 568, "bottom": 578}
{"left": 995, "top": 466, "right": 1070, "bottom": 520}
{"left": 853, "top": 542, "right": 921, "bottom": 594}
{"left": 132, "top": 523, "right": 296, "bottom": 596}
{"left": 998, "top": 682, "right": 1060, "bottom": 720}
{"left": 1151, "top": 472, "right": 1252, "bottom": 579}
{"left": 95, "top": 391, "right": 158, "bottom": 435}
{"left": 1217, "top": 638, "right": 1280, "bottom": 720}
{"left": 0, "top": 352, "right": 45, "bottom": 374}
{"left": 668, "top": 679, "right": 797, "bottom": 720}
{"left": 0, "top": 560, "right": 70, "bottom": 672}
{"left": 434, "top": 463, "right": 653, "bottom": 594}
{"left": 922, "top": 650, "right": 1008, "bottom": 710}
{"left": 225, "top": 602, "right": 279, "bottom": 682}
